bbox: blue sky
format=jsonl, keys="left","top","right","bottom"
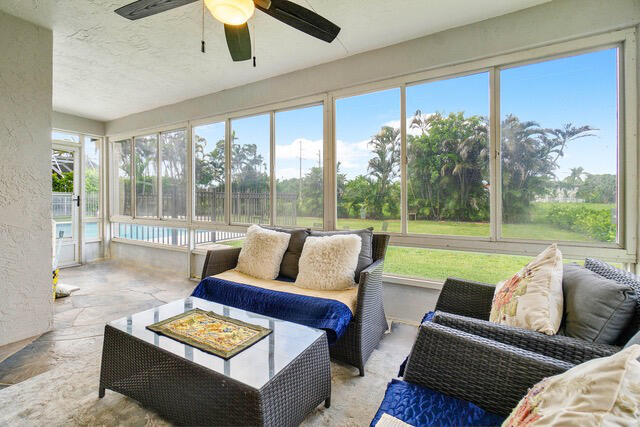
{"left": 195, "top": 47, "right": 618, "bottom": 182}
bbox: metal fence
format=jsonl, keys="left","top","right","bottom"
{"left": 114, "top": 223, "right": 189, "bottom": 246}
{"left": 52, "top": 192, "right": 99, "bottom": 218}
{"left": 113, "top": 223, "right": 245, "bottom": 247}
{"left": 195, "top": 190, "right": 298, "bottom": 224}
{"left": 194, "top": 230, "right": 245, "bottom": 245}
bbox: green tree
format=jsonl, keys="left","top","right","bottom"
{"left": 367, "top": 126, "right": 400, "bottom": 219}
{"left": 52, "top": 171, "right": 74, "bottom": 192}
{"left": 501, "top": 115, "right": 596, "bottom": 221}
{"left": 407, "top": 111, "right": 489, "bottom": 221}
{"left": 576, "top": 173, "right": 616, "bottom": 204}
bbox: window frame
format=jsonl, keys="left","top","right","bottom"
{"left": 109, "top": 122, "right": 189, "bottom": 224}
{"left": 107, "top": 28, "right": 637, "bottom": 271}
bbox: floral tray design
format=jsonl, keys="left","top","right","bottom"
{"left": 146, "top": 308, "right": 272, "bottom": 359}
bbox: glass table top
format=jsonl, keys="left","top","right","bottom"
{"left": 108, "top": 297, "right": 325, "bottom": 389}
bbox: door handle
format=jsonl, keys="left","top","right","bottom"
{"left": 73, "top": 195, "right": 80, "bottom": 207}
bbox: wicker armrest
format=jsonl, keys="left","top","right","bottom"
{"left": 403, "top": 322, "right": 573, "bottom": 416}
{"left": 200, "top": 247, "right": 242, "bottom": 279}
{"left": 432, "top": 311, "right": 620, "bottom": 365}
{"left": 356, "top": 259, "right": 384, "bottom": 316}
{"left": 434, "top": 277, "right": 495, "bottom": 320}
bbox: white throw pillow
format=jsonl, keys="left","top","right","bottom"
{"left": 504, "top": 345, "right": 640, "bottom": 426}
{"left": 235, "top": 225, "right": 291, "bottom": 280}
{"left": 489, "top": 244, "right": 563, "bottom": 335}
{"left": 295, "top": 234, "right": 362, "bottom": 291}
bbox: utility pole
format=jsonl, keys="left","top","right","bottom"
{"left": 299, "top": 140, "right": 302, "bottom": 199}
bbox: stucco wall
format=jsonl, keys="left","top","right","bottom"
{"left": 52, "top": 111, "right": 105, "bottom": 137}
{"left": 106, "top": 0, "right": 640, "bottom": 135}
{"left": 0, "top": 11, "right": 53, "bottom": 346}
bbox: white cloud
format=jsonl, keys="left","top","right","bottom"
{"left": 336, "top": 139, "right": 373, "bottom": 176}
{"left": 276, "top": 138, "right": 322, "bottom": 160}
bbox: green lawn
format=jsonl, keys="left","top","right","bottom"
{"left": 384, "top": 246, "right": 531, "bottom": 284}
{"left": 219, "top": 201, "right": 617, "bottom": 283}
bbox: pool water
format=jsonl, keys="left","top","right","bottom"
{"left": 55, "top": 222, "right": 99, "bottom": 239}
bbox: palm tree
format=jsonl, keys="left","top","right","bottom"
{"left": 367, "top": 126, "right": 400, "bottom": 219}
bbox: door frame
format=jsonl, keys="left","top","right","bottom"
{"left": 52, "top": 141, "right": 83, "bottom": 267}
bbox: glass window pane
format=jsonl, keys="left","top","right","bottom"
{"left": 406, "top": 72, "right": 490, "bottom": 236}
{"left": 384, "top": 246, "right": 589, "bottom": 284}
{"left": 336, "top": 88, "right": 401, "bottom": 232}
{"left": 52, "top": 131, "right": 80, "bottom": 143}
{"left": 500, "top": 48, "right": 618, "bottom": 243}
{"left": 194, "top": 122, "right": 226, "bottom": 222}
{"left": 84, "top": 221, "right": 100, "bottom": 240}
{"left": 275, "top": 105, "right": 323, "bottom": 228}
{"left": 52, "top": 148, "right": 75, "bottom": 239}
{"left": 135, "top": 134, "right": 158, "bottom": 218}
{"left": 160, "top": 129, "right": 187, "bottom": 219}
{"left": 231, "top": 114, "right": 270, "bottom": 225}
{"left": 113, "top": 139, "right": 131, "bottom": 216}
{"left": 84, "top": 137, "right": 100, "bottom": 218}
{"left": 195, "top": 229, "right": 245, "bottom": 249}
{"left": 112, "top": 223, "right": 187, "bottom": 246}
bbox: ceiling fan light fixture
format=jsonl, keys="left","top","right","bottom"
{"left": 205, "top": 0, "right": 255, "bottom": 25}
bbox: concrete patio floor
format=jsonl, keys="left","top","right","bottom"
{"left": 0, "top": 260, "right": 418, "bottom": 426}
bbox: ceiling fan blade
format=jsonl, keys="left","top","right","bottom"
{"left": 255, "top": 0, "right": 340, "bottom": 43}
{"left": 115, "top": 0, "right": 198, "bottom": 20}
{"left": 224, "top": 23, "right": 252, "bottom": 62}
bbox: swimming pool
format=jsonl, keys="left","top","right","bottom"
{"left": 55, "top": 222, "right": 100, "bottom": 240}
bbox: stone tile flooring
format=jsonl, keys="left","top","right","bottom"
{"left": 0, "top": 260, "right": 417, "bottom": 426}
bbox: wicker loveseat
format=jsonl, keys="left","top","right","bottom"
{"left": 199, "top": 233, "right": 390, "bottom": 376}
{"left": 371, "top": 321, "right": 572, "bottom": 425}
{"left": 430, "top": 258, "right": 640, "bottom": 366}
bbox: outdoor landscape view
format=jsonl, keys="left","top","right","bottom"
{"left": 112, "top": 47, "right": 618, "bottom": 283}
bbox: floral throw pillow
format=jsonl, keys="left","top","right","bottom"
{"left": 489, "top": 244, "right": 563, "bottom": 335}
{"left": 503, "top": 345, "right": 640, "bottom": 426}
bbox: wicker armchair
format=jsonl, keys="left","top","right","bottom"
{"left": 201, "top": 234, "right": 390, "bottom": 376}
{"left": 401, "top": 321, "right": 572, "bottom": 417}
{"left": 432, "top": 277, "right": 623, "bottom": 365}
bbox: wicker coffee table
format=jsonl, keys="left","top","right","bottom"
{"left": 99, "top": 297, "right": 331, "bottom": 426}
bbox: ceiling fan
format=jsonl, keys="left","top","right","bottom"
{"left": 115, "top": 0, "right": 341, "bottom": 62}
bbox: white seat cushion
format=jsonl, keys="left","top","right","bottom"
{"left": 235, "top": 225, "right": 291, "bottom": 280}
{"left": 295, "top": 234, "right": 362, "bottom": 291}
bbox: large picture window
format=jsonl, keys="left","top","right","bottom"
{"left": 336, "top": 88, "right": 401, "bottom": 232}
{"left": 406, "top": 72, "right": 490, "bottom": 236}
{"left": 84, "top": 136, "right": 101, "bottom": 239}
{"left": 500, "top": 48, "right": 618, "bottom": 243}
{"left": 231, "top": 114, "right": 270, "bottom": 225}
{"left": 109, "top": 33, "right": 633, "bottom": 283}
{"left": 194, "top": 122, "right": 226, "bottom": 222}
{"left": 275, "top": 104, "right": 324, "bottom": 228}
{"left": 135, "top": 134, "right": 158, "bottom": 218}
{"left": 113, "top": 139, "right": 131, "bottom": 216}
{"left": 160, "top": 129, "right": 187, "bottom": 219}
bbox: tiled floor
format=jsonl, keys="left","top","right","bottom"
{"left": 0, "top": 259, "right": 418, "bottom": 425}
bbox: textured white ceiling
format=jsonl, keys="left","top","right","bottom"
{"left": 0, "top": 0, "right": 549, "bottom": 121}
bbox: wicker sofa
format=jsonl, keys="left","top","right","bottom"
{"left": 200, "top": 233, "right": 390, "bottom": 376}
{"left": 371, "top": 321, "right": 572, "bottom": 425}
{"left": 430, "top": 258, "right": 640, "bottom": 366}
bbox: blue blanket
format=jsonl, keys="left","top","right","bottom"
{"left": 191, "top": 276, "right": 353, "bottom": 344}
{"left": 370, "top": 379, "right": 505, "bottom": 427}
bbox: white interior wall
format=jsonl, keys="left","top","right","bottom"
{"left": 52, "top": 111, "right": 105, "bottom": 136}
{"left": 0, "top": 10, "right": 53, "bottom": 346}
{"left": 106, "top": 0, "right": 640, "bottom": 135}
{"left": 110, "top": 242, "right": 189, "bottom": 277}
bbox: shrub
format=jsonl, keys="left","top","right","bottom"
{"left": 545, "top": 204, "right": 616, "bottom": 242}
